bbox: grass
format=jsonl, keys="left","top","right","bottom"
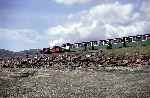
{"left": 71, "top": 40, "right": 150, "bottom": 56}
{"left": 0, "top": 42, "right": 150, "bottom": 98}
{"left": 104, "top": 45, "right": 150, "bottom": 56}
{"left": 0, "top": 66, "right": 150, "bottom": 98}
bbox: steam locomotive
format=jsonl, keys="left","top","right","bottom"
{"left": 41, "top": 34, "right": 150, "bottom": 54}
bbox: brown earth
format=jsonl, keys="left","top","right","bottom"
{"left": 0, "top": 66, "right": 150, "bottom": 98}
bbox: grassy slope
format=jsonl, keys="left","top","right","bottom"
{"left": 71, "top": 40, "right": 150, "bottom": 55}
{"left": 104, "top": 45, "right": 150, "bottom": 56}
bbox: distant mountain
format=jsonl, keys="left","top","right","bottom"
{"left": 0, "top": 49, "right": 15, "bottom": 57}
{"left": 19, "top": 49, "right": 41, "bottom": 55}
{"left": 0, "top": 49, "right": 41, "bottom": 57}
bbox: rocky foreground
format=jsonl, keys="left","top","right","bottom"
{"left": 0, "top": 48, "right": 150, "bottom": 70}
{"left": 0, "top": 47, "right": 150, "bottom": 98}
{"left": 0, "top": 66, "right": 150, "bottom": 98}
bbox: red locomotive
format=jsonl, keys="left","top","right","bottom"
{"left": 41, "top": 46, "right": 65, "bottom": 54}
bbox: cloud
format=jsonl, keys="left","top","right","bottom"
{"left": 54, "top": 0, "right": 92, "bottom": 5}
{"left": 47, "top": 1, "right": 148, "bottom": 47}
{"left": 141, "top": 0, "right": 150, "bottom": 19}
{"left": 0, "top": 29, "right": 49, "bottom": 51}
{"left": 139, "top": 0, "right": 150, "bottom": 33}
{"left": 0, "top": 29, "right": 43, "bottom": 43}
{"left": 2, "top": 1, "right": 150, "bottom": 50}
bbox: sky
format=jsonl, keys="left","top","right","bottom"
{"left": 0, "top": 0, "right": 150, "bottom": 51}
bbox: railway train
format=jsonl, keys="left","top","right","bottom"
{"left": 41, "top": 34, "right": 150, "bottom": 54}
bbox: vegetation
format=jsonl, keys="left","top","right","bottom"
{"left": 0, "top": 49, "right": 41, "bottom": 57}
{"left": 0, "top": 41, "right": 150, "bottom": 98}
{"left": 0, "top": 67, "right": 150, "bottom": 98}
{"left": 0, "top": 49, "right": 15, "bottom": 57}
{"left": 19, "top": 49, "right": 41, "bottom": 55}
{"left": 105, "top": 45, "right": 150, "bottom": 57}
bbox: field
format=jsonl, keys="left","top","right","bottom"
{"left": 0, "top": 66, "right": 150, "bottom": 98}
{"left": 105, "top": 45, "right": 150, "bottom": 56}
{"left": 0, "top": 45, "right": 150, "bottom": 98}
{"left": 71, "top": 40, "right": 150, "bottom": 55}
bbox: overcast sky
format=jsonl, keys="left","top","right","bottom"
{"left": 0, "top": 0, "right": 149, "bottom": 51}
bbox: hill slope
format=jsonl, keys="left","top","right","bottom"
{"left": 0, "top": 49, "right": 41, "bottom": 57}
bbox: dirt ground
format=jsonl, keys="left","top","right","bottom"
{"left": 0, "top": 66, "right": 150, "bottom": 98}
